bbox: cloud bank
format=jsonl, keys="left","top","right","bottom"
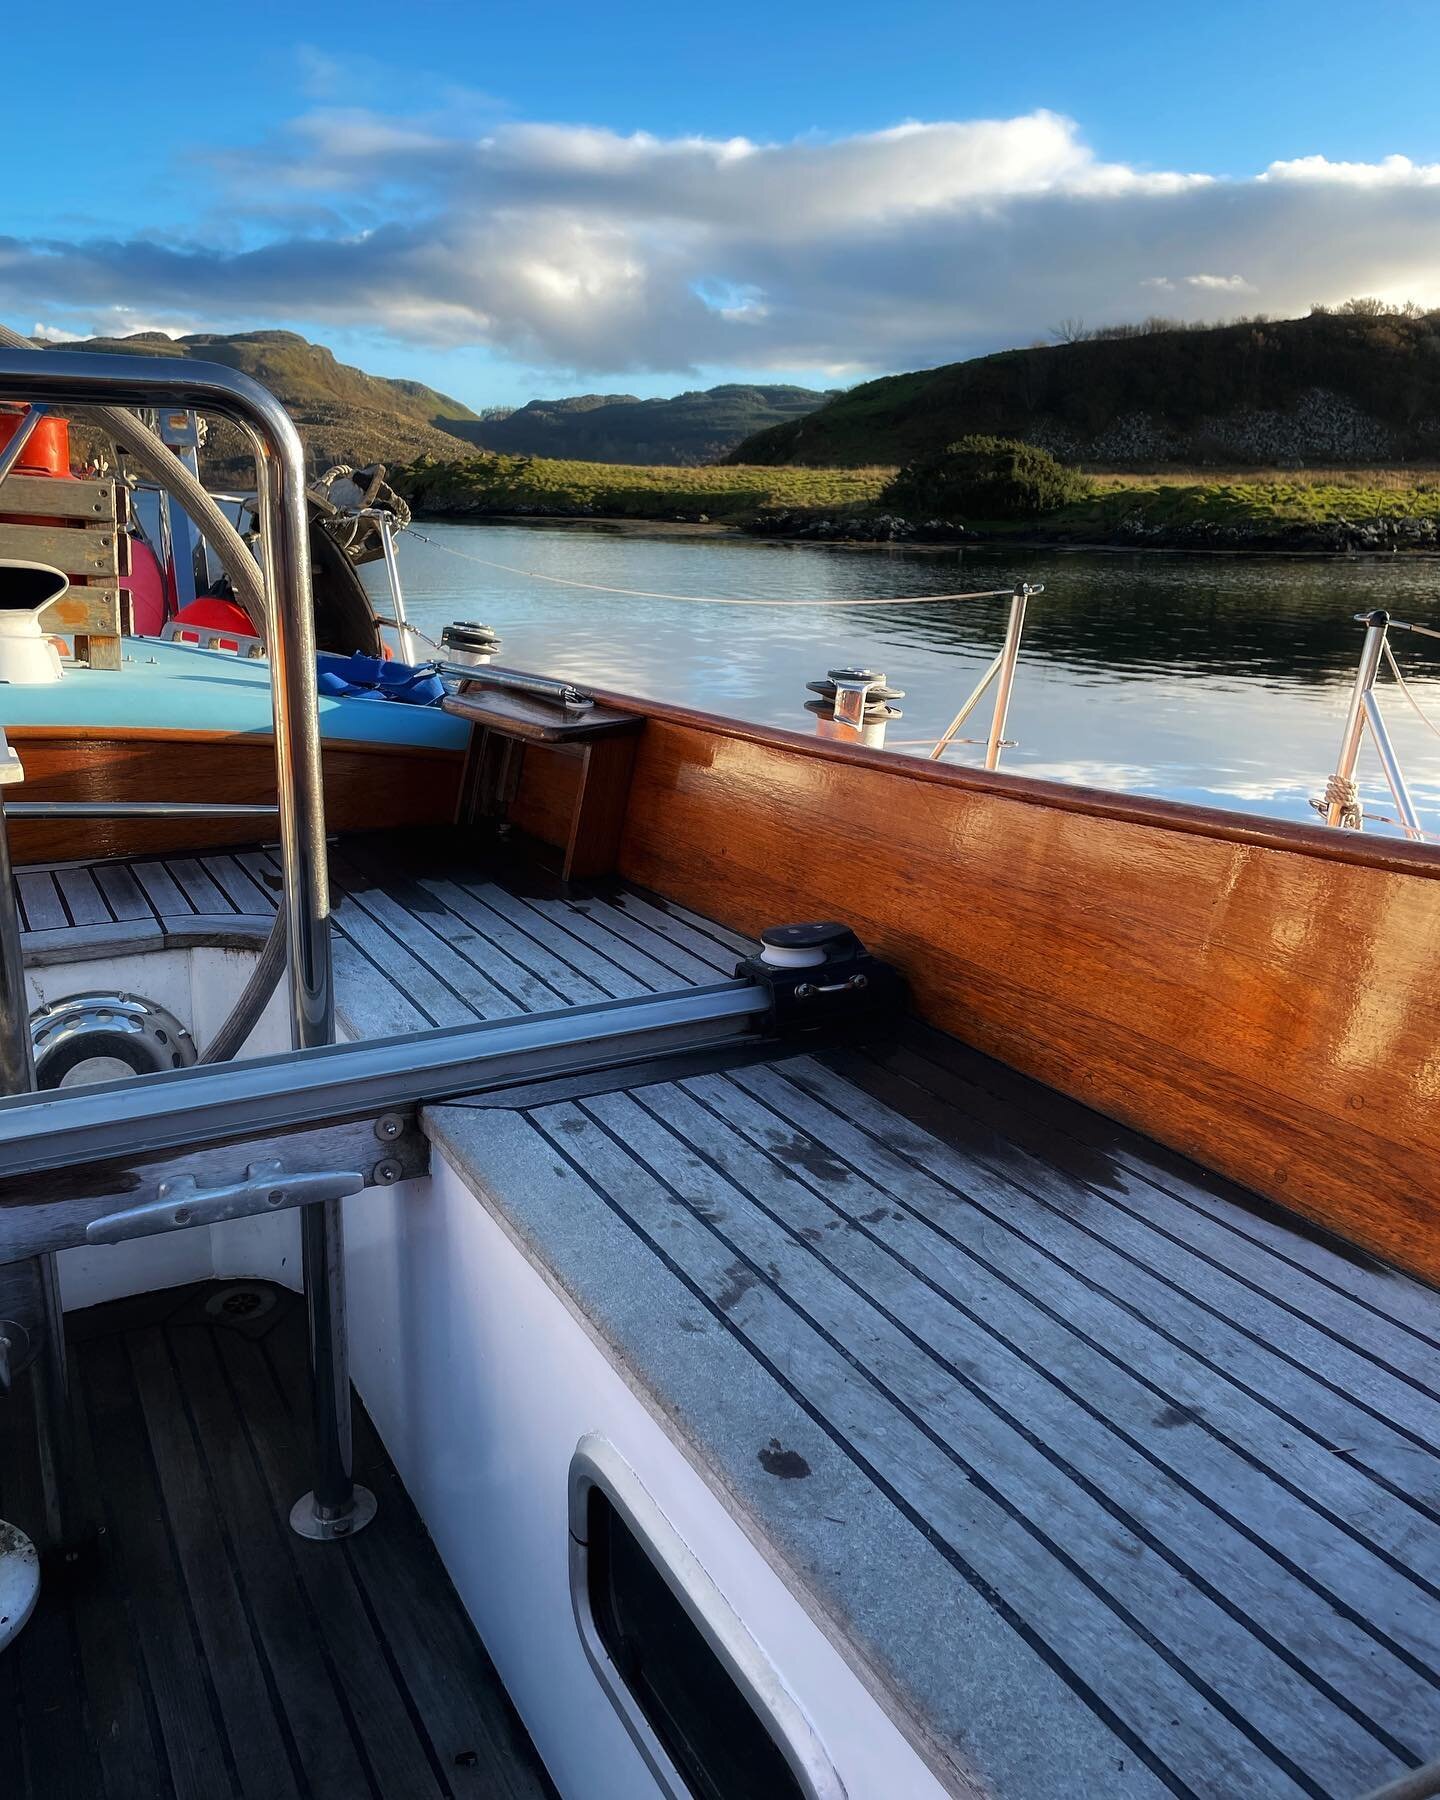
{"left": 5, "top": 109, "right": 1440, "bottom": 376}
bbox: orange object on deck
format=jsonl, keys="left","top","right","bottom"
{"left": 0, "top": 406, "right": 71, "bottom": 477}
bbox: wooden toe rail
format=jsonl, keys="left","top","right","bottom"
{"left": 506, "top": 692, "right": 1440, "bottom": 1284}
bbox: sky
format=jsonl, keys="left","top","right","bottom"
{"left": 7, "top": 0, "right": 1440, "bottom": 408}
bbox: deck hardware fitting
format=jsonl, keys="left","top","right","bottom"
{"left": 805, "top": 668, "right": 904, "bottom": 749}
{"left": 0, "top": 347, "right": 364, "bottom": 1540}
{"left": 738, "top": 924, "right": 905, "bottom": 1037}
{"left": 85, "top": 1162, "right": 365, "bottom": 1244}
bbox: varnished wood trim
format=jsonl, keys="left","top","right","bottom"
{"left": 4, "top": 724, "right": 457, "bottom": 761}
{"left": 584, "top": 689, "right": 1440, "bottom": 880}
{"left": 7, "top": 730, "right": 462, "bottom": 864}
{"left": 506, "top": 690, "right": 1440, "bottom": 1284}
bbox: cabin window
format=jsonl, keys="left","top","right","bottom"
{"left": 569, "top": 1438, "right": 840, "bottom": 1800}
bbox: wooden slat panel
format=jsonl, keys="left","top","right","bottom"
{"left": 526, "top": 1098, "right": 1307, "bottom": 1795}
{"left": 39, "top": 585, "right": 128, "bottom": 639}
{"left": 126, "top": 1329, "right": 303, "bottom": 1800}
{"left": 94, "top": 858, "right": 160, "bottom": 922}
{"left": 15, "top": 868, "right": 66, "bottom": 931}
{"left": 79, "top": 1338, "right": 240, "bottom": 1798}
{"left": 521, "top": 698, "right": 1440, "bottom": 1284}
{"left": 607, "top": 1079, "right": 1432, "bottom": 1779}
{"left": 705, "top": 1061, "right": 1440, "bottom": 1633}
{"left": 211, "top": 1329, "right": 452, "bottom": 1800}
{"left": 444, "top": 878, "right": 651, "bottom": 1000}
{"left": 0, "top": 474, "right": 118, "bottom": 522}
{"left": 416, "top": 875, "right": 609, "bottom": 1007}
{"left": 897, "top": 1022, "right": 1440, "bottom": 1341}
{"left": 53, "top": 864, "right": 111, "bottom": 926}
{"left": 166, "top": 856, "right": 234, "bottom": 915}
{"left": 0, "top": 520, "right": 120, "bottom": 578}
{"left": 6, "top": 731, "right": 461, "bottom": 864}
{"left": 865, "top": 1038, "right": 1440, "bottom": 1382}
{"left": 131, "top": 857, "right": 193, "bottom": 918}
{"left": 2, "top": 1284, "right": 556, "bottom": 1800}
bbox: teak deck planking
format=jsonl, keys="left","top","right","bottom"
{"left": 507, "top": 696, "right": 1440, "bottom": 1286}
{"left": 16, "top": 835, "right": 1440, "bottom": 1796}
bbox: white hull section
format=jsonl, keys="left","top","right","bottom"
{"left": 344, "top": 1148, "right": 950, "bottom": 1800}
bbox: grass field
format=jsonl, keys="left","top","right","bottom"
{"left": 1046, "top": 470, "right": 1440, "bottom": 538}
{"left": 394, "top": 453, "right": 890, "bottom": 520}
{"left": 394, "top": 450, "right": 1440, "bottom": 540}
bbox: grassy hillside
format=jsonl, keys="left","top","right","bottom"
{"left": 445, "top": 384, "right": 832, "bottom": 465}
{"left": 394, "top": 450, "right": 1440, "bottom": 548}
{"left": 55, "top": 329, "right": 480, "bottom": 472}
{"left": 393, "top": 452, "right": 888, "bottom": 521}
{"left": 731, "top": 308, "right": 1440, "bottom": 469}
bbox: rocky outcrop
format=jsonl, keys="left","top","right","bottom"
{"left": 746, "top": 511, "right": 961, "bottom": 542}
{"left": 1025, "top": 389, "right": 1408, "bottom": 468}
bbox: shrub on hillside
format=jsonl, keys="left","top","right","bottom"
{"left": 881, "top": 436, "right": 1090, "bottom": 520}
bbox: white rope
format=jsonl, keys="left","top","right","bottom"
{"left": 1313, "top": 773, "right": 1363, "bottom": 829}
{"left": 404, "top": 529, "right": 1015, "bottom": 609}
{"left": 1384, "top": 642, "right": 1440, "bottom": 744}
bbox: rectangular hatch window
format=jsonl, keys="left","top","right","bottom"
{"left": 569, "top": 1437, "right": 844, "bottom": 1800}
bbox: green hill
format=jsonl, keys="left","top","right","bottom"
{"left": 448, "top": 383, "right": 833, "bottom": 465}
{"left": 53, "top": 329, "right": 481, "bottom": 472}
{"left": 730, "top": 309, "right": 1440, "bottom": 469}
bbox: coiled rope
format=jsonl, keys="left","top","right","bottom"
{"left": 1314, "top": 773, "right": 1364, "bottom": 830}
{"left": 404, "top": 528, "right": 1019, "bottom": 609}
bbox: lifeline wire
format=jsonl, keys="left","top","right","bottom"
{"left": 1383, "top": 642, "right": 1440, "bottom": 745}
{"left": 405, "top": 528, "right": 1024, "bottom": 609}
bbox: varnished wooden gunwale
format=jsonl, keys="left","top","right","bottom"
{"left": 508, "top": 693, "right": 1440, "bottom": 1284}
{"left": 5, "top": 727, "right": 462, "bottom": 864}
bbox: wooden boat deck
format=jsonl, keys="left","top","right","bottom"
{"left": 0, "top": 1280, "right": 556, "bottom": 1800}
{"left": 15, "top": 833, "right": 1440, "bottom": 1797}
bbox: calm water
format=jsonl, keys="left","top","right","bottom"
{"left": 368, "top": 522, "right": 1440, "bottom": 835}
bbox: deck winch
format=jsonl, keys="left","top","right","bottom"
{"left": 738, "top": 921, "right": 907, "bottom": 1037}
{"left": 804, "top": 668, "right": 904, "bottom": 748}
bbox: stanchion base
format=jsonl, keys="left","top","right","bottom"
{"left": 289, "top": 1485, "right": 377, "bottom": 1542}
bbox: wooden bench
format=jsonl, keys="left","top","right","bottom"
{"left": 0, "top": 472, "right": 132, "bottom": 670}
{"left": 444, "top": 686, "right": 643, "bottom": 882}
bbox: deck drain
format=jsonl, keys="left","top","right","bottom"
{"left": 204, "top": 1284, "right": 278, "bottom": 1323}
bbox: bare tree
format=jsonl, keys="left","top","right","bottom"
{"left": 1049, "top": 318, "right": 1091, "bottom": 344}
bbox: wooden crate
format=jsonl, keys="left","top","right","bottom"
{"left": 0, "top": 474, "right": 130, "bottom": 670}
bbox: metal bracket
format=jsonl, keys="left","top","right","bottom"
{"left": 86, "top": 1160, "right": 364, "bottom": 1244}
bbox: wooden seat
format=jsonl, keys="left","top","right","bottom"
{"left": 445, "top": 686, "right": 643, "bottom": 882}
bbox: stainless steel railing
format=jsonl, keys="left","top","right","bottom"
{"left": 1326, "top": 609, "right": 1432, "bottom": 841}
{"left": 0, "top": 349, "right": 368, "bottom": 1539}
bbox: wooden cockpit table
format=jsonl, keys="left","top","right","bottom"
{"left": 443, "top": 686, "right": 644, "bottom": 882}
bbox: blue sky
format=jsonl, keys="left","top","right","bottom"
{"left": 7, "top": 0, "right": 1440, "bottom": 406}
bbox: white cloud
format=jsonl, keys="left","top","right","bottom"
{"left": 4, "top": 110, "right": 1440, "bottom": 376}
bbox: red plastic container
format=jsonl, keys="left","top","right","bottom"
{"left": 0, "top": 406, "right": 71, "bottom": 477}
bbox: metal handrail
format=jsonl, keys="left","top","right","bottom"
{"left": 1326, "top": 609, "right": 1431, "bottom": 842}
{"left": 927, "top": 582, "right": 1042, "bottom": 769}
{"left": 0, "top": 349, "right": 364, "bottom": 1538}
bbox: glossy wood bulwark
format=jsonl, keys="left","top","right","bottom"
{"left": 511, "top": 700, "right": 1440, "bottom": 1283}
{"left": 5, "top": 728, "right": 462, "bottom": 864}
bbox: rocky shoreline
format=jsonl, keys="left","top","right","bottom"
{"left": 410, "top": 502, "right": 1440, "bottom": 557}
{"left": 741, "top": 508, "right": 1440, "bottom": 555}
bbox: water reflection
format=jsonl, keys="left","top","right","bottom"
{"left": 372, "top": 523, "right": 1440, "bottom": 835}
